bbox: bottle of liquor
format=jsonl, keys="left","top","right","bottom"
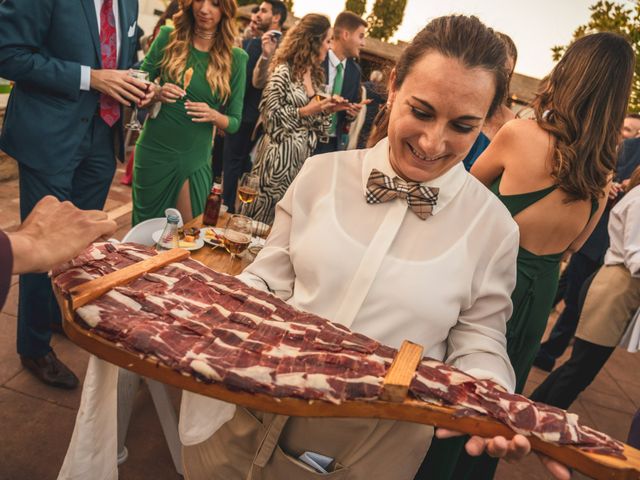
{"left": 156, "top": 214, "right": 180, "bottom": 250}
{"left": 203, "top": 183, "right": 223, "bottom": 226}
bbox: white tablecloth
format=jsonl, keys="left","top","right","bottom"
{"left": 57, "top": 356, "right": 235, "bottom": 480}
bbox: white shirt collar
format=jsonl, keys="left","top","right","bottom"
{"left": 361, "top": 137, "right": 468, "bottom": 215}
{"left": 328, "top": 49, "right": 346, "bottom": 69}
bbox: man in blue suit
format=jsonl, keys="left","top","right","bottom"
{"left": 314, "top": 11, "right": 366, "bottom": 155}
{"left": 0, "top": 0, "right": 151, "bottom": 388}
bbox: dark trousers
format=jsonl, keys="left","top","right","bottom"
{"left": 17, "top": 117, "right": 115, "bottom": 357}
{"left": 313, "top": 136, "right": 339, "bottom": 156}
{"left": 222, "top": 121, "right": 257, "bottom": 213}
{"left": 629, "top": 410, "right": 640, "bottom": 449}
{"left": 211, "top": 135, "right": 224, "bottom": 182}
{"left": 529, "top": 338, "right": 614, "bottom": 409}
{"left": 535, "top": 252, "right": 600, "bottom": 366}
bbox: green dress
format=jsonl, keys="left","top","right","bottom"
{"left": 415, "top": 175, "right": 597, "bottom": 480}
{"left": 132, "top": 26, "right": 248, "bottom": 225}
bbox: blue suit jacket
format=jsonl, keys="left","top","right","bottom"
{"left": 0, "top": 0, "right": 138, "bottom": 174}
{"left": 322, "top": 56, "right": 362, "bottom": 150}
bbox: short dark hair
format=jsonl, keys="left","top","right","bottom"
{"left": 264, "top": 0, "right": 287, "bottom": 28}
{"left": 334, "top": 11, "right": 367, "bottom": 34}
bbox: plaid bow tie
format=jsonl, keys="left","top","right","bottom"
{"left": 366, "top": 168, "right": 439, "bottom": 220}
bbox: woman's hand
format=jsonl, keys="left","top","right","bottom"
{"left": 159, "top": 82, "right": 186, "bottom": 103}
{"left": 137, "top": 83, "right": 157, "bottom": 108}
{"left": 185, "top": 101, "right": 221, "bottom": 125}
{"left": 435, "top": 429, "right": 571, "bottom": 480}
{"left": 299, "top": 96, "right": 349, "bottom": 117}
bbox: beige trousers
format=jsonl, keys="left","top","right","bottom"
{"left": 183, "top": 407, "right": 434, "bottom": 480}
{"left": 576, "top": 264, "right": 640, "bottom": 346}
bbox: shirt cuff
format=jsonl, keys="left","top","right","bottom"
{"left": 0, "top": 230, "right": 13, "bottom": 310}
{"left": 80, "top": 66, "right": 91, "bottom": 91}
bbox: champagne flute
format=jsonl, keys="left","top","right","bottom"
{"left": 125, "top": 69, "right": 150, "bottom": 131}
{"left": 223, "top": 214, "right": 252, "bottom": 261}
{"left": 237, "top": 173, "right": 260, "bottom": 207}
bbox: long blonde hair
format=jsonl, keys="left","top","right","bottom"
{"left": 532, "top": 32, "right": 635, "bottom": 202}
{"left": 270, "top": 14, "right": 330, "bottom": 85}
{"left": 160, "top": 0, "right": 237, "bottom": 101}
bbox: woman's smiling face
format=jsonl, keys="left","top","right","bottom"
{"left": 387, "top": 51, "right": 496, "bottom": 182}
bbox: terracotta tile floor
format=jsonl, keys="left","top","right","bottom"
{"left": 0, "top": 163, "right": 637, "bottom": 479}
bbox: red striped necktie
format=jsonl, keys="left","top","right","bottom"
{"left": 99, "top": 0, "right": 120, "bottom": 127}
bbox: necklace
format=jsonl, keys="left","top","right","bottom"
{"left": 194, "top": 27, "right": 215, "bottom": 40}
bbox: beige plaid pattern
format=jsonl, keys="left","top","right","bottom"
{"left": 366, "top": 168, "right": 439, "bottom": 220}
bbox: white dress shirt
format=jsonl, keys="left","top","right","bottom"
{"left": 80, "top": 0, "right": 121, "bottom": 90}
{"left": 240, "top": 137, "right": 519, "bottom": 389}
{"left": 605, "top": 184, "right": 640, "bottom": 277}
{"left": 327, "top": 49, "right": 347, "bottom": 94}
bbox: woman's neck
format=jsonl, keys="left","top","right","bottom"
{"left": 192, "top": 27, "right": 214, "bottom": 52}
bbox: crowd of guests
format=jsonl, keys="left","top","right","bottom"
{"left": 0, "top": 0, "right": 639, "bottom": 479}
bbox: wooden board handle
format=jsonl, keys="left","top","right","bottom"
{"left": 381, "top": 340, "right": 424, "bottom": 402}
{"left": 69, "top": 248, "right": 190, "bottom": 310}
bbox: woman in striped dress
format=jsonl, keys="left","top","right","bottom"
{"left": 243, "top": 14, "right": 345, "bottom": 224}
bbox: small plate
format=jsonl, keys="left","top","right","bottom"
{"left": 202, "top": 227, "right": 265, "bottom": 250}
{"left": 151, "top": 230, "right": 205, "bottom": 251}
{"left": 202, "top": 227, "right": 224, "bottom": 247}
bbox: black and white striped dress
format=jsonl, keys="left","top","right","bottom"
{"left": 243, "top": 63, "right": 330, "bottom": 224}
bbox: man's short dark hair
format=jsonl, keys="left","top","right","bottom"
{"left": 264, "top": 0, "right": 287, "bottom": 28}
{"left": 334, "top": 11, "right": 367, "bottom": 34}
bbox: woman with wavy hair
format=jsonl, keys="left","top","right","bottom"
{"left": 420, "top": 32, "right": 635, "bottom": 480}
{"left": 242, "top": 13, "right": 346, "bottom": 224}
{"left": 132, "top": 0, "right": 248, "bottom": 224}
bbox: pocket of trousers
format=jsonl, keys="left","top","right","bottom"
{"left": 256, "top": 445, "right": 349, "bottom": 479}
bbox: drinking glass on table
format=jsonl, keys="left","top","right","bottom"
{"left": 125, "top": 69, "right": 150, "bottom": 131}
{"left": 238, "top": 173, "right": 260, "bottom": 207}
{"left": 223, "top": 214, "right": 252, "bottom": 261}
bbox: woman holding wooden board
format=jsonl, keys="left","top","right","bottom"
{"left": 180, "top": 15, "right": 571, "bottom": 480}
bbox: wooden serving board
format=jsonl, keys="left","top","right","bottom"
{"left": 52, "top": 278, "right": 640, "bottom": 480}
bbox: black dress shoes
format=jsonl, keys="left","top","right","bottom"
{"left": 20, "top": 350, "right": 79, "bottom": 389}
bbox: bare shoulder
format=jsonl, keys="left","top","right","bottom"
{"left": 497, "top": 119, "right": 553, "bottom": 163}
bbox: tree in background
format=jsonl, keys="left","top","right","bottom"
{"left": 553, "top": 0, "right": 640, "bottom": 111}
{"left": 345, "top": 0, "right": 366, "bottom": 16}
{"left": 366, "top": 0, "right": 407, "bottom": 40}
{"left": 344, "top": 0, "right": 407, "bottom": 41}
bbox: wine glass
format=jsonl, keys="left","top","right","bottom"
{"left": 237, "top": 173, "right": 260, "bottom": 208}
{"left": 125, "top": 69, "right": 150, "bottom": 131}
{"left": 223, "top": 214, "right": 252, "bottom": 261}
{"left": 315, "top": 83, "right": 331, "bottom": 102}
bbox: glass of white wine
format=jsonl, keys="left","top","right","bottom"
{"left": 237, "top": 173, "right": 259, "bottom": 207}
{"left": 223, "top": 214, "right": 252, "bottom": 261}
{"left": 125, "top": 69, "right": 150, "bottom": 131}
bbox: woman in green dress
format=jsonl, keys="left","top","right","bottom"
{"left": 132, "top": 0, "right": 247, "bottom": 225}
{"left": 415, "top": 32, "right": 635, "bottom": 480}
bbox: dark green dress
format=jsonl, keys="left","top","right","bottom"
{"left": 415, "top": 175, "right": 597, "bottom": 480}
{"left": 132, "top": 26, "right": 248, "bottom": 225}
